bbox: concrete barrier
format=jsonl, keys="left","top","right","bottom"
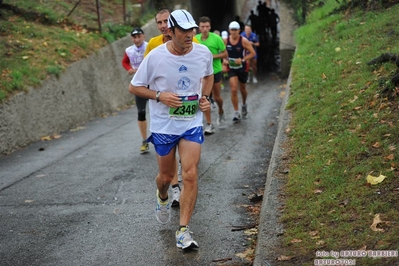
{"left": 0, "top": 21, "right": 158, "bottom": 156}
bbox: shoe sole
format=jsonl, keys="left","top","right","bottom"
{"left": 140, "top": 150, "right": 149, "bottom": 154}
{"left": 204, "top": 131, "right": 214, "bottom": 135}
{"left": 177, "top": 241, "right": 199, "bottom": 249}
{"left": 155, "top": 211, "right": 170, "bottom": 224}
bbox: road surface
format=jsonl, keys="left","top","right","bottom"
{"left": 0, "top": 73, "right": 285, "bottom": 265}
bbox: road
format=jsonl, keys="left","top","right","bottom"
{"left": 0, "top": 73, "right": 285, "bottom": 266}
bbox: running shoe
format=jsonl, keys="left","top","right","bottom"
{"left": 232, "top": 111, "right": 241, "bottom": 123}
{"left": 140, "top": 141, "right": 149, "bottom": 154}
{"left": 176, "top": 226, "right": 199, "bottom": 249}
{"left": 155, "top": 190, "right": 171, "bottom": 224}
{"left": 242, "top": 104, "right": 248, "bottom": 118}
{"left": 253, "top": 77, "right": 258, "bottom": 84}
{"left": 204, "top": 124, "right": 215, "bottom": 135}
{"left": 210, "top": 97, "right": 216, "bottom": 109}
{"left": 216, "top": 113, "right": 226, "bottom": 126}
{"left": 171, "top": 186, "right": 180, "bottom": 207}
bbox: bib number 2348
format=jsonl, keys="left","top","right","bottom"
{"left": 169, "top": 94, "right": 199, "bottom": 120}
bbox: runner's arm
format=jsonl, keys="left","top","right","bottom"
{"left": 199, "top": 74, "right": 214, "bottom": 112}
{"left": 241, "top": 38, "right": 256, "bottom": 62}
{"left": 121, "top": 53, "right": 132, "bottom": 71}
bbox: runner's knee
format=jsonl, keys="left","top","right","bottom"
{"left": 138, "top": 109, "right": 146, "bottom": 121}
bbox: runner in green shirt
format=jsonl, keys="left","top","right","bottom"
{"left": 196, "top": 16, "right": 228, "bottom": 130}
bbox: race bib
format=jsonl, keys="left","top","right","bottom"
{"left": 228, "top": 57, "right": 243, "bottom": 69}
{"left": 169, "top": 94, "right": 199, "bottom": 120}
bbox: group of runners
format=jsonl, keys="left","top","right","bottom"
{"left": 121, "top": 8, "right": 257, "bottom": 250}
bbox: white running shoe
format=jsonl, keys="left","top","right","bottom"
{"left": 204, "top": 124, "right": 215, "bottom": 135}
{"left": 176, "top": 226, "right": 199, "bottom": 249}
{"left": 216, "top": 113, "right": 226, "bottom": 126}
{"left": 232, "top": 112, "right": 241, "bottom": 123}
{"left": 171, "top": 186, "right": 180, "bottom": 207}
{"left": 253, "top": 77, "right": 258, "bottom": 84}
{"left": 242, "top": 104, "right": 248, "bottom": 118}
{"left": 155, "top": 190, "right": 171, "bottom": 224}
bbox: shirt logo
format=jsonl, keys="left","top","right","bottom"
{"left": 179, "top": 65, "right": 188, "bottom": 72}
{"left": 178, "top": 77, "right": 190, "bottom": 90}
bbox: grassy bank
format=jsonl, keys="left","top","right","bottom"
{"left": 0, "top": 0, "right": 154, "bottom": 103}
{"left": 279, "top": 1, "right": 399, "bottom": 265}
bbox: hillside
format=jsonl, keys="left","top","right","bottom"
{"left": 273, "top": 1, "right": 399, "bottom": 265}
{"left": 0, "top": 0, "right": 149, "bottom": 102}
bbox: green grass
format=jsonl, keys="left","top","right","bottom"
{"left": 280, "top": 1, "right": 399, "bottom": 265}
{"left": 0, "top": 0, "right": 139, "bottom": 102}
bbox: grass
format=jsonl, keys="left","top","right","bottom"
{"left": 0, "top": 0, "right": 141, "bottom": 102}
{"left": 279, "top": 1, "right": 399, "bottom": 265}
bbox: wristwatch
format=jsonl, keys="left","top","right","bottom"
{"left": 242, "top": 59, "right": 246, "bottom": 63}
{"left": 203, "top": 95, "right": 210, "bottom": 102}
{"left": 156, "top": 91, "right": 161, "bottom": 103}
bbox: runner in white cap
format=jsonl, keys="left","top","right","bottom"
{"left": 224, "top": 21, "right": 256, "bottom": 122}
{"left": 129, "top": 9, "right": 213, "bottom": 250}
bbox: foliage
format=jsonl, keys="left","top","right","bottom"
{"left": 278, "top": 1, "right": 399, "bottom": 265}
{"left": 281, "top": 0, "right": 399, "bottom": 25}
{"left": 0, "top": 0, "right": 138, "bottom": 102}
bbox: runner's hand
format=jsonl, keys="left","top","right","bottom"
{"left": 199, "top": 96, "right": 211, "bottom": 112}
{"left": 159, "top": 92, "right": 182, "bottom": 108}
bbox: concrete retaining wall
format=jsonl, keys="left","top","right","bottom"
{"left": 279, "top": 1, "right": 297, "bottom": 78}
{"left": 0, "top": 21, "right": 158, "bottom": 156}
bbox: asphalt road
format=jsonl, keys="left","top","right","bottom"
{"left": 0, "top": 73, "right": 286, "bottom": 266}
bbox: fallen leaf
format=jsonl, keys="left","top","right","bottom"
{"left": 309, "top": 231, "right": 319, "bottom": 236}
{"left": 349, "top": 95, "right": 358, "bottom": 103}
{"left": 235, "top": 248, "right": 253, "bottom": 259}
{"left": 277, "top": 255, "right": 293, "bottom": 261}
{"left": 370, "top": 214, "right": 384, "bottom": 232}
{"left": 314, "top": 189, "right": 323, "bottom": 194}
{"left": 367, "top": 173, "right": 386, "bottom": 185}
{"left": 322, "top": 73, "right": 327, "bottom": 79}
{"left": 290, "top": 238, "right": 302, "bottom": 243}
{"left": 372, "top": 142, "right": 380, "bottom": 148}
{"left": 53, "top": 134, "right": 62, "bottom": 139}
{"left": 384, "top": 154, "right": 394, "bottom": 161}
{"left": 25, "top": 200, "right": 34, "bottom": 203}
{"left": 235, "top": 252, "right": 247, "bottom": 259}
{"left": 244, "top": 228, "right": 258, "bottom": 235}
{"left": 41, "top": 136, "right": 52, "bottom": 141}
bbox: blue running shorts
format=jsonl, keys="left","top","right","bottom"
{"left": 147, "top": 126, "right": 204, "bottom": 156}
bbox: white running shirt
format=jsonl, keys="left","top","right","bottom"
{"left": 131, "top": 42, "right": 213, "bottom": 135}
{"left": 125, "top": 41, "right": 147, "bottom": 69}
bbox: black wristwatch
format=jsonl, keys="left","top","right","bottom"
{"left": 203, "top": 95, "right": 210, "bottom": 102}
{"left": 156, "top": 91, "right": 161, "bottom": 103}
